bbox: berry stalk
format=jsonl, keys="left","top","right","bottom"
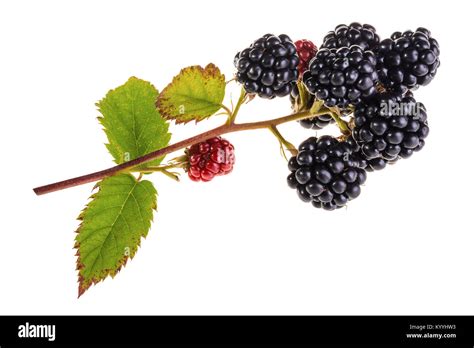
{"left": 33, "top": 108, "right": 331, "bottom": 195}
{"left": 268, "top": 125, "right": 298, "bottom": 157}
{"left": 328, "top": 107, "right": 352, "bottom": 135}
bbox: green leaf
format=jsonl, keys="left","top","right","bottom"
{"left": 97, "top": 77, "right": 171, "bottom": 166}
{"left": 75, "top": 174, "right": 157, "bottom": 297}
{"left": 156, "top": 63, "right": 226, "bottom": 124}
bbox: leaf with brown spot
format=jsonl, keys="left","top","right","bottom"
{"left": 156, "top": 63, "right": 226, "bottom": 124}
{"left": 75, "top": 174, "right": 157, "bottom": 297}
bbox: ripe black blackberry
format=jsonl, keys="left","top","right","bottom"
{"left": 289, "top": 83, "right": 335, "bottom": 130}
{"left": 302, "top": 45, "right": 378, "bottom": 109}
{"left": 321, "top": 22, "right": 380, "bottom": 51}
{"left": 287, "top": 135, "right": 367, "bottom": 210}
{"left": 234, "top": 34, "right": 299, "bottom": 99}
{"left": 352, "top": 93, "right": 429, "bottom": 162}
{"left": 376, "top": 28, "right": 440, "bottom": 93}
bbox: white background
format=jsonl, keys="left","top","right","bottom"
{"left": 0, "top": 0, "right": 472, "bottom": 314}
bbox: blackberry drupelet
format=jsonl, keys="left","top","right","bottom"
{"left": 355, "top": 155, "right": 388, "bottom": 172}
{"left": 287, "top": 136, "right": 367, "bottom": 210}
{"left": 352, "top": 94, "right": 429, "bottom": 162}
{"left": 376, "top": 27, "right": 440, "bottom": 93}
{"left": 341, "top": 135, "right": 388, "bottom": 172}
{"left": 321, "top": 22, "right": 380, "bottom": 51}
{"left": 234, "top": 34, "right": 299, "bottom": 99}
{"left": 302, "top": 45, "right": 378, "bottom": 108}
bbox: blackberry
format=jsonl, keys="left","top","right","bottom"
{"left": 290, "top": 84, "right": 335, "bottom": 130}
{"left": 376, "top": 28, "right": 440, "bottom": 93}
{"left": 287, "top": 135, "right": 367, "bottom": 210}
{"left": 234, "top": 34, "right": 299, "bottom": 99}
{"left": 321, "top": 22, "right": 380, "bottom": 51}
{"left": 294, "top": 39, "right": 318, "bottom": 77}
{"left": 302, "top": 45, "right": 378, "bottom": 108}
{"left": 352, "top": 94, "right": 429, "bottom": 162}
{"left": 186, "top": 137, "right": 235, "bottom": 182}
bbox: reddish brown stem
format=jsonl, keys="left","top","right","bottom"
{"left": 33, "top": 110, "right": 317, "bottom": 195}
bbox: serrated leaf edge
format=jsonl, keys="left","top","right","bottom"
{"left": 96, "top": 76, "right": 171, "bottom": 165}
{"left": 156, "top": 63, "right": 225, "bottom": 125}
{"left": 74, "top": 174, "right": 157, "bottom": 298}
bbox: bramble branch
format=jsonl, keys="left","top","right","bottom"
{"left": 33, "top": 108, "right": 334, "bottom": 195}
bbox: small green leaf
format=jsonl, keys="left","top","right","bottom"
{"left": 97, "top": 77, "right": 171, "bottom": 166}
{"left": 75, "top": 174, "right": 157, "bottom": 297}
{"left": 156, "top": 63, "right": 226, "bottom": 124}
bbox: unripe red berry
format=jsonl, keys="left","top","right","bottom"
{"left": 186, "top": 137, "right": 235, "bottom": 182}
{"left": 294, "top": 39, "right": 318, "bottom": 77}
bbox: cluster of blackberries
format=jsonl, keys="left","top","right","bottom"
{"left": 230, "top": 25, "right": 439, "bottom": 207}
{"left": 234, "top": 25, "right": 439, "bottom": 107}
{"left": 282, "top": 23, "right": 439, "bottom": 209}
